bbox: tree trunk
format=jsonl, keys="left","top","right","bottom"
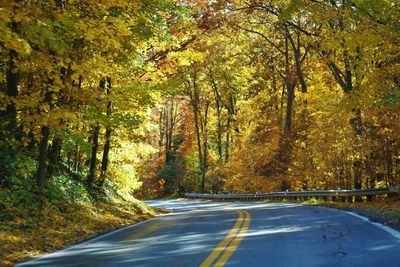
{"left": 385, "top": 140, "right": 394, "bottom": 186}
{"left": 201, "top": 101, "right": 210, "bottom": 193}
{"left": 186, "top": 74, "right": 205, "bottom": 193}
{"left": 165, "top": 101, "right": 174, "bottom": 164}
{"left": 100, "top": 78, "right": 112, "bottom": 186}
{"left": 5, "top": 50, "right": 18, "bottom": 131}
{"left": 210, "top": 72, "right": 223, "bottom": 160}
{"left": 285, "top": 25, "right": 308, "bottom": 93}
{"left": 283, "top": 30, "right": 296, "bottom": 136}
{"left": 158, "top": 108, "right": 164, "bottom": 156}
{"left": 73, "top": 144, "right": 81, "bottom": 172}
{"left": 216, "top": 108, "right": 223, "bottom": 160}
{"left": 0, "top": 50, "right": 19, "bottom": 186}
{"left": 167, "top": 102, "right": 174, "bottom": 161}
{"left": 36, "top": 126, "right": 50, "bottom": 193}
{"left": 48, "top": 137, "right": 62, "bottom": 176}
{"left": 325, "top": 10, "right": 366, "bottom": 199}
{"left": 100, "top": 127, "right": 111, "bottom": 185}
{"left": 87, "top": 125, "right": 100, "bottom": 187}
{"left": 193, "top": 104, "right": 203, "bottom": 190}
{"left": 36, "top": 80, "right": 53, "bottom": 193}
{"left": 67, "top": 149, "right": 72, "bottom": 168}
{"left": 225, "top": 117, "right": 231, "bottom": 162}
{"left": 284, "top": 82, "right": 295, "bottom": 135}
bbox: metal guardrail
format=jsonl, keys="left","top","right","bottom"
{"left": 185, "top": 186, "right": 400, "bottom": 200}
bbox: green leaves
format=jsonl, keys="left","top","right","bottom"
{"left": 279, "top": 0, "right": 305, "bottom": 22}
{"left": 56, "top": 129, "right": 92, "bottom": 155}
{"left": 20, "top": 19, "right": 69, "bottom": 55}
{"left": 376, "top": 94, "right": 400, "bottom": 106}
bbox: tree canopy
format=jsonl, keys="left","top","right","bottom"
{"left": 0, "top": 0, "right": 399, "bottom": 201}
{"left": 1, "top": 1, "right": 400, "bottom": 263}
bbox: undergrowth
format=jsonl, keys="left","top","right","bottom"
{"left": 0, "top": 174, "right": 154, "bottom": 266}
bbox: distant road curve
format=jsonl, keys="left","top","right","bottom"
{"left": 17, "top": 200, "right": 400, "bottom": 267}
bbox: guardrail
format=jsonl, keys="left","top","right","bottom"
{"left": 185, "top": 186, "right": 400, "bottom": 200}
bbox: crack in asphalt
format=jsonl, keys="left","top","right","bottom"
{"left": 320, "top": 224, "right": 349, "bottom": 259}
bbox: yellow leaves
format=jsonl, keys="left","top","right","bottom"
{"left": 0, "top": 230, "right": 26, "bottom": 266}
{"left": 79, "top": 0, "right": 142, "bottom": 11}
{"left": 299, "top": 141, "right": 306, "bottom": 149}
{"left": 380, "top": 127, "right": 392, "bottom": 134}
{"left": 169, "top": 49, "right": 205, "bottom": 66}
{"left": 0, "top": 23, "right": 32, "bottom": 55}
{"left": 0, "top": 199, "right": 154, "bottom": 266}
{"left": 0, "top": 232, "right": 21, "bottom": 243}
{"left": 375, "top": 180, "right": 387, "bottom": 188}
{"left": 0, "top": 3, "right": 34, "bottom": 55}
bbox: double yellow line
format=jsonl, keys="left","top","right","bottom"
{"left": 200, "top": 209, "right": 251, "bottom": 267}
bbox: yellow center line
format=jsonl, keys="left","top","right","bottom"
{"left": 214, "top": 210, "right": 251, "bottom": 266}
{"left": 199, "top": 210, "right": 245, "bottom": 267}
{"left": 200, "top": 209, "right": 251, "bottom": 267}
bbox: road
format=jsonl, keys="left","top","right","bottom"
{"left": 17, "top": 200, "right": 400, "bottom": 267}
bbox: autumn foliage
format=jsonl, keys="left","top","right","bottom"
{"left": 143, "top": 0, "right": 400, "bottom": 196}
{"left": 0, "top": 0, "right": 400, "bottom": 264}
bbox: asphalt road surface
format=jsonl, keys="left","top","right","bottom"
{"left": 17, "top": 200, "right": 400, "bottom": 267}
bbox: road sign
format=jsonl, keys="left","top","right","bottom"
{"left": 159, "top": 178, "right": 166, "bottom": 189}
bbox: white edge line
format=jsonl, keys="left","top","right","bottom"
{"left": 318, "top": 205, "right": 400, "bottom": 241}
{"left": 343, "top": 210, "right": 400, "bottom": 240}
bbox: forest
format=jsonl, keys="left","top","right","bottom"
{"left": 0, "top": 0, "right": 399, "bottom": 264}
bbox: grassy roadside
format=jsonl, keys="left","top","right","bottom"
{"left": 0, "top": 198, "right": 155, "bottom": 266}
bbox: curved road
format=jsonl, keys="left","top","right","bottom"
{"left": 17, "top": 200, "right": 400, "bottom": 266}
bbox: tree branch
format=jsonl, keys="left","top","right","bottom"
{"left": 237, "top": 25, "right": 285, "bottom": 55}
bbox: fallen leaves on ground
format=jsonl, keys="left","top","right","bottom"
{"left": 0, "top": 199, "right": 155, "bottom": 266}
